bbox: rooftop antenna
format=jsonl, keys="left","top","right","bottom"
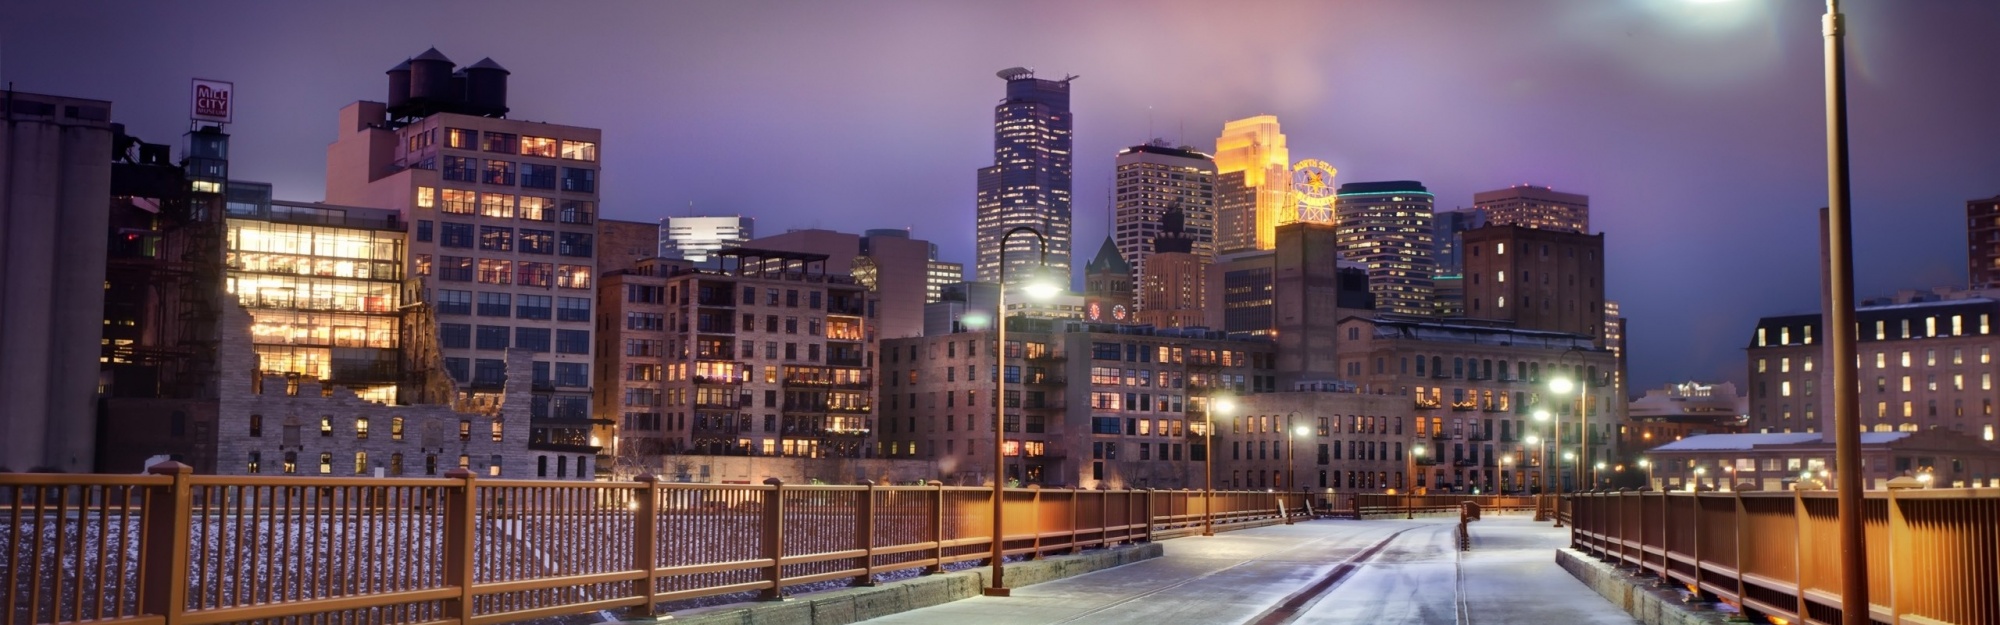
{"left": 1147, "top": 106, "right": 1153, "bottom": 141}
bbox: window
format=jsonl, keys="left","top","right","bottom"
{"left": 517, "top": 295, "right": 552, "bottom": 320}
{"left": 440, "top": 222, "right": 474, "bottom": 248}
{"left": 558, "top": 232, "right": 593, "bottom": 257}
{"left": 442, "top": 155, "right": 477, "bottom": 182}
{"left": 439, "top": 323, "right": 472, "bottom": 349}
{"left": 479, "top": 226, "right": 514, "bottom": 252}
{"left": 416, "top": 220, "right": 433, "bottom": 242}
{"left": 436, "top": 289, "right": 472, "bottom": 315}
{"left": 479, "top": 192, "right": 514, "bottom": 218}
{"left": 557, "top": 296, "right": 590, "bottom": 322}
{"left": 559, "top": 199, "right": 594, "bottom": 224}
{"left": 473, "top": 359, "right": 505, "bottom": 386}
{"left": 517, "top": 261, "right": 553, "bottom": 287}
{"left": 515, "top": 327, "right": 551, "bottom": 352}
{"left": 482, "top": 159, "right": 515, "bottom": 186}
{"left": 476, "top": 325, "right": 509, "bottom": 350}
{"left": 518, "top": 228, "right": 555, "bottom": 254}
{"left": 353, "top": 451, "right": 368, "bottom": 474}
{"left": 556, "top": 329, "right": 590, "bottom": 354}
{"left": 319, "top": 452, "right": 333, "bottom": 474}
{"left": 520, "top": 135, "right": 557, "bottom": 158}
{"left": 440, "top": 189, "right": 476, "bottom": 214}
{"left": 560, "top": 140, "right": 597, "bottom": 161}
{"left": 247, "top": 451, "right": 261, "bottom": 474}
{"left": 555, "top": 363, "right": 588, "bottom": 387}
{"left": 446, "top": 128, "right": 476, "bottom": 149}
{"left": 476, "top": 259, "right": 512, "bottom": 284}
{"left": 557, "top": 265, "right": 592, "bottom": 289}
{"left": 561, "top": 167, "right": 596, "bottom": 193}
{"left": 436, "top": 255, "right": 473, "bottom": 281}
{"left": 416, "top": 187, "right": 436, "bottom": 209}
{"left": 482, "top": 131, "right": 517, "bottom": 154}
{"left": 248, "top": 414, "right": 263, "bottom": 437}
{"left": 518, "top": 195, "right": 554, "bottom": 221}
{"left": 477, "top": 292, "right": 511, "bottom": 316}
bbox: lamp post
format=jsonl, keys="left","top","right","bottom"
{"left": 1204, "top": 398, "right": 1234, "bottom": 537}
{"left": 1407, "top": 443, "right": 1426, "bottom": 519}
{"left": 1532, "top": 409, "right": 1553, "bottom": 521}
{"left": 1638, "top": 458, "right": 1653, "bottom": 491}
{"left": 1501, "top": 455, "right": 1514, "bottom": 494}
{"left": 1549, "top": 348, "right": 1591, "bottom": 492}
{"left": 1694, "top": 466, "right": 1708, "bottom": 491}
{"left": 1285, "top": 411, "right": 1304, "bottom": 495}
{"left": 984, "top": 226, "right": 1059, "bottom": 598}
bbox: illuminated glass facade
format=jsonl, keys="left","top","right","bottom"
{"left": 1213, "top": 116, "right": 1291, "bottom": 254}
{"left": 975, "top": 68, "right": 1074, "bottom": 288}
{"left": 224, "top": 199, "right": 405, "bottom": 397}
{"left": 1334, "top": 181, "right": 1437, "bottom": 317}
{"left": 1114, "top": 141, "right": 1215, "bottom": 300}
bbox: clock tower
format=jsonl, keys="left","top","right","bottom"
{"left": 1083, "top": 237, "right": 1135, "bottom": 323}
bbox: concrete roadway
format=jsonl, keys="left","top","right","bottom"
{"left": 857, "top": 515, "right": 1637, "bottom": 625}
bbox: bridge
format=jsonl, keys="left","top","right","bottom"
{"left": 854, "top": 515, "right": 1630, "bottom": 625}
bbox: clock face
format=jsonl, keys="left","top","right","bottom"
{"left": 1291, "top": 159, "right": 1338, "bottom": 206}
{"left": 1089, "top": 301, "right": 1101, "bottom": 321}
{"left": 1112, "top": 304, "right": 1128, "bottom": 321}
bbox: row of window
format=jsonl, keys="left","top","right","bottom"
{"left": 1754, "top": 313, "right": 1994, "bottom": 347}
{"left": 422, "top": 255, "right": 592, "bottom": 289}
{"left": 439, "top": 156, "right": 596, "bottom": 193}
{"left": 433, "top": 290, "right": 590, "bottom": 321}
{"left": 438, "top": 324, "right": 590, "bottom": 355}
{"left": 441, "top": 358, "right": 589, "bottom": 386}
{"left": 433, "top": 128, "right": 597, "bottom": 162}
{"left": 246, "top": 414, "right": 500, "bottom": 442}
{"left": 417, "top": 221, "right": 593, "bottom": 257}
{"left": 416, "top": 188, "right": 595, "bottom": 224}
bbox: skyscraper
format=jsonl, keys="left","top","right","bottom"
{"left": 1213, "top": 116, "right": 1291, "bottom": 254}
{"left": 1334, "top": 181, "right": 1438, "bottom": 316}
{"left": 659, "top": 215, "right": 754, "bottom": 268}
{"left": 975, "top": 68, "right": 1074, "bottom": 288}
{"left": 1473, "top": 185, "right": 1589, "bottom": 234}
{"left": 1113, "top": 140, "right": 1215, "bottom": 299}
{"left": 1134, "top": 205, "right": 1208, "bottom": 329}
{"left": 1968, "top": 194, "right": 2000, "bottom": 289}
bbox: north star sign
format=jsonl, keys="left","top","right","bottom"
{"left": 192, "top": 79, "right": 234, "bottom": 123}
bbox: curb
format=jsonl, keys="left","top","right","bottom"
{"left": 1554, "top": 548, "right": 1735, "bottom": 625}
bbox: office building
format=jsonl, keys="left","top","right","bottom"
{"left": 1970, "top": 195, "right": 2000, "bottom": 289}
{"left": 223, "top": 194, "right": 407, "bottom": 403}
{"left": 598, "top": 218, "right": 659, "bottom": 274}
{"left": 878, "top": 320, "right": 1275, "bottom": 488}
{"left": 1335, "top": 316, "right": 1618, "bottom": 493}
{"left": 1473, "top": 185, "right": 1589, "bottom": 234}
{"left": 927, "top": 259, "right": 964, "bottom": 304}
{"left": 1334, "top": 181, "right": 1436, "bottom": 316}
{"left": 1221, "top": 389, "right": 1416, "bottom": 493}
{"left": 1745, "top": 289, "right": 2000, "bottom": 440}
{"left": 1113, "top": 140, "right": 1215, "bottom": 294}
{"left": 1459, "top": 225, "right": 1607, "bottom": 340}
{"left": 975, "top": 68, "right": 1074, "bottom": 288}
{"left": 1430, "top": 208, "right": 1485, "bottom": 316}
{"left": 0, "top": 91, "right": 115, "bottom": 473}
{"left": 325, "top": 49, "right": 603, "bottom": 462}
{"left": 1213, "top": 116, "right": 1290, "bottom": 254}
{"left": 660, "top": 215, "right": 754, "bottom": 268}
{"left": 1134, "top": 205, "right": 1208, "bottom": 329}
{"left": 595, "top": 250, "right": 876, "bottom": 465}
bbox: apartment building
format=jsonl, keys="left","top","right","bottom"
{"left": 878, "top": 319, "right": 1275, "bottom": 489}
{"left": 1216, "top": 388, "right": 1410, "bottom": 493}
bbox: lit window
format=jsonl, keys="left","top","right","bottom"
{"left": 355, "top": 417, "right": 369, "bottom": 439}
{"left": 560, "top": 140, "right": 598, "bottom": 161}
{"left": 1900, "top": 351, "right": 1911, "bottom": 367}
{"left": 417, "top": 186, "right": 435, "bottom": 209}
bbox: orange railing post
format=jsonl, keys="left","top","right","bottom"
{"left": 140, "top": 462, "right": 193, "bottom": 625}
{"left": 856, "top": 480, "right": 878, "bottom": 586}
{"left": 629, "top": 474, "right": 659, "bottom": 618}
{"left": 926, "top": 480, "right": 946, "bottom": 574}
{"left": 441, "top": 468, "right": 477, "bottom": 625}
{"left": 758, "top": 477, "right": 785, "bottom": 601}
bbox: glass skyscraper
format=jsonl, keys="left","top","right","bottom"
{"left": 975, "top": 67, "right": 1074, "bottom": 287}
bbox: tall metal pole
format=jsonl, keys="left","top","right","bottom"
{"left": 1822, "top": 1, "right": 1867, "bottom": 621}
{"left": 1202, "top": 404, "right": 1215, "bottom": 536}
{"left": 1581, "top": 374, "right": 1591, "bottom": 490}
{"left": 987, "top": 226, "right": 1049, "bottom": 598}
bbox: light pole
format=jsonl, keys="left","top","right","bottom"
{"left": 984, "top": 226, "right": 1060, "bottom": 598}
{"left": 1204, "top": 398, "right": 1234, "bottom": 537}
{"left": 1406, "top": 443, "right": 1426, "bottom": 519}
{"left": 1501, "top": 455, "right": 1514, "bottom": 494}
{"left": 1694, "top": 466, "right": 1708, "bottom": 492}
{"left": 1532, "top": 409, "right": 1553, "bottom": 521}
{"left": 1638, "top": 458, "right": 1653, "bottom": 491}
{"left": 1285, "top": 411, "right": 1304, "bottom": 495}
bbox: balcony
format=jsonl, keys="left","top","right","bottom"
{"left": 827, "top": 356, "right": 865, "bottom": 367}
{"left": 692, "top": 375, "right": 742, "bottom": 386}
{"left": 1468, "top": 432, "right": 1492, "bottom": 442}
{"left": 1414, "top": 397, "right": 1441, "bottom": 410}
{"left": 1026, "top": 352, "right": 1065, "bottom": 363}
{"left": 1415, "top": 456, "right": 1441, "bottom": 467}
{"left": 693, "top": 400, "right": 740, "bottom": 410}
{"left": 1022, "top": 401, "right": 1067, "bottom": 412}
{"left": 1482, "top": 403, "right": 1510, "bottom": 413}
{"left": 832, "top": 379, "right": 872, "bottom": 390}
{"left": 782, "top": 377, "right": 831, "bottom": 387}
{"left": 1449, "top": 400, "right": 1478, "bottom": 412}
{"left": 1024, "top": 375, "right": 1067, "bottom": 386}
{"left": 1430, "top": 431, "right": 1451, "bottom": 441}
{"left": 1453, "top": 458, "right": 1478, "bottom": 467}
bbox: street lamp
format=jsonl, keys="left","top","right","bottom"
{"left": 1406, "top": 443, "right": 1427, "bottom": 519}
{"left": 985, "top": 226, "right": 1060, "bottom": 598}
{"left": 1284, "top": 412, "right": 1305, "bottom": 494}
{"left": 1203, "top": 397, "right": 1235, "bottom": 537}
{"left": 1694, "top": 466, "right": 1708, "bottom": 492}
{"left": 1532, "top": 409, "right": 1554, "bottom": 522}
{"left": 1638, "top": 458, "right": 1653, "bottom": 491}
{"left": 1687, "top": 0, "right": 1865, "bottom": 619}
{"left": 1501, "top": 455, "right": 1515, "bottom": 494}
{"left": 1548, "top": 350, "right": 1590, "bottom": 491}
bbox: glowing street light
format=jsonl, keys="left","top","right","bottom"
{"left": 986, "top": 226, "right": 1058, "bottom": 598}
{"left": 1203, "top": 397, "right": 1235, "bottom": 537}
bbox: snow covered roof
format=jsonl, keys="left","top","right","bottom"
{"left": 1651, "top": 432, "right": 1911, "bottom": 452}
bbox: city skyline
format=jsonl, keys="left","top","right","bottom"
{"left": 8, "top": 1, "right": 2000, "bottom": 394}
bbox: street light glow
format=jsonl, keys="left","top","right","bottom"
{"left": 1533, "top": 409, "right": 1550, "bottom": 422}
{"left": 1548, "top": 377, "right": 1575, "bottom": 394}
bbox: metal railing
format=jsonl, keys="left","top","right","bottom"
{"left": 1568, "top": 488, "right": 2000, "bottom": 625}
{"left": 2, "top": 464, "right": 1307, "bottom": 625}
{"left": 1349, "top": 493, "right": 1536, "bottom": 518}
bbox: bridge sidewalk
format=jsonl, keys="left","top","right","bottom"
{"left": 856, "top": 516, "right": 1635, "bottom": 625}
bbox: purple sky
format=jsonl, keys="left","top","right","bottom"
{"left": 7, "top": 1, "right": 1999, "bottom": 396}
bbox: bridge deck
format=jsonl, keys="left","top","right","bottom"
{"left": 859, "top": 516, "right": 1636, "bottom": 625}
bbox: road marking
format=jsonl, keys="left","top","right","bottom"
{"left": 1046, "top": 525, "right": 1401, "bottom": 625}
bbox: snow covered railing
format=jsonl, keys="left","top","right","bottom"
{"left": 3, "top": 464, "right": 1299, "bottom": 625}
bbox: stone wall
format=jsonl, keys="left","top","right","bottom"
{"left": 211, "top": 304, "right": 563, "bottom": 478}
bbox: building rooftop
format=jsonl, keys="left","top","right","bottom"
{"left": 1651, "top": 432, "right": 1910, "bottom": 452}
